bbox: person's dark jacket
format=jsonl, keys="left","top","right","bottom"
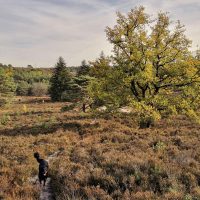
{"left": 37, "top": 158, "right": 49, "bottom": 177}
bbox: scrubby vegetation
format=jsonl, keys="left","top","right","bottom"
{"left": 0, "top": 66, "right": 16, "bottom": 107}
{"left": 0, "top": 6, "right": 200, "bottom": 200}
{"left": 13, "top": 66, "right": 52, "bottom": 97}
{"left": 0, "top": 63, "right": 83, "bottom": 98}
{"left": 0, "top": 97, "right": 200, "bottom": 200}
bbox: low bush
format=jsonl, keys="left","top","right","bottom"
{"left": 0, "top": 113, "right": 10, "bottom": 125}
{"left": 0, "top": 95, "right": 14, "bottom": 108}
{"left": 30, "top": 82, "right": 48, "bottom": 96}
{"left": 61, "top": 104, "right": 76, "bottom": 112}
{"left": 16, "top": 81, "right": 31, "bottom": 96}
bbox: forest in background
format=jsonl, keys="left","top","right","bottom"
{"left": 0, "top": 62, "right": 79, "bottom": 96}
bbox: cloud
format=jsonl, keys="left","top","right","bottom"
{"left": 0, "top": 0, "right": 199, "bottom": 67}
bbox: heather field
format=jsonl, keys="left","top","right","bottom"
{"left": 0, "top": 97, "right": 200, "bottom": 200}
{"left": 1, "top": 1, "right": 200, "bottom": 200}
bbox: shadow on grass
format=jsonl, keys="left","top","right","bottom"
{"left": 64, "top": 115, "right": 94, "bottom": 121}
{"left": 0, "top": 123, "right": 61, "bottom": 136}
{"left": 0, "top": 121, "right": 100, "bottom": 137}
{"left": 63, "top": 122, "right": 100, "bottom": 136}
{"left": 17, "top": 98, "right": 52, "bottom": 105}
{"left": 10, "top": 111, "right": 53, "bottom": 117}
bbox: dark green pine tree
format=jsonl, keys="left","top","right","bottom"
{"left": 49, "top": 57, "right": 72, "bottom": 101}
{"left": 77, "top": 60, "right": 90, "bottom": 76}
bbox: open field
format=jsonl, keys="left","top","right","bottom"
{"left": 0, "top": 97, "right": 200, "bottom": 200}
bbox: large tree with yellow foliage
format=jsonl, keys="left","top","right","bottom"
{"left": 89, "top": 6, "right": 200, "bottom": 124}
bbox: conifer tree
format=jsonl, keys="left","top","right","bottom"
{"left": 77, "top": 60, "right": 90, "bottom": 76}
{"left": 49, "top": 57, "right": 72, "bottom": 101}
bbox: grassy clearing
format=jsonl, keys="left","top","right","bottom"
{"left": 0, "top": 97, "right": 200, "bottom": 200}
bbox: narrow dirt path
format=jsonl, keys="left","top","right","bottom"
{"left": 39, "top": 177, "right": 53, "bottom": 200}
{"left": 30, "top": 151, "right": 60, "bottom": 200}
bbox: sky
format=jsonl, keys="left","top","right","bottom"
{"left": 0, "top": 0, "right": 199, "bottom": 68}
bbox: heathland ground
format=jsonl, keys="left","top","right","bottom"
{"left": 0, "top": 97, "right": 200, "bottom": 200}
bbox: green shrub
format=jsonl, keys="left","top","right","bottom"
{"left": 152, "top": 141, "right": 166, "bottom": 152}
{"left": 30, "top": 82, "right": 48, "bottom": 96}
{"left": 184, "top": 194, "right": 193, "bottom": 200}
{"left": 61, "top": 104, "right": 76, "bottom": 112}
{"left": 16, "top": 81, "right": 31, "bottom": 96}
{"left": 0, "top": 98, "right": 7, "bottom": 107}
{"left": 139, "top": 116, "right": 155, "bottom": 128}
{"left": 61, "top": 88, "right": 81, "bottom": 102}
{"left": 0, "top": 95, "right": 14, "bottom": 108}
{"left": 0, "top": 113, "right": 10, "bottom": 125}
{"left": 0, "top": 67, "right": 16, "bottom": 107}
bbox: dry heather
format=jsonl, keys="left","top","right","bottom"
{"left": 0, "top": 97, "right": 200, "bottom": 200}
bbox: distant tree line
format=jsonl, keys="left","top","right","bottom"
{"left": 13, "top": 67, "right": 51, "bottom": 96}
{"left": 0, "top": 61, "right": 91, "bottom": 107}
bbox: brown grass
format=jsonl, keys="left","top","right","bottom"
{"left": 0, "top": 96, "right": 200, "bottom": 200}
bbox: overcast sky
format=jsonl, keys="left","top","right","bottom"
{"left": 0, "top": 0, "right": 199, "bottom": 67}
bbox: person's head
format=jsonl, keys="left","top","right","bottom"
{"left": 34, "top": 152, "right": 40, "bottom": 159}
